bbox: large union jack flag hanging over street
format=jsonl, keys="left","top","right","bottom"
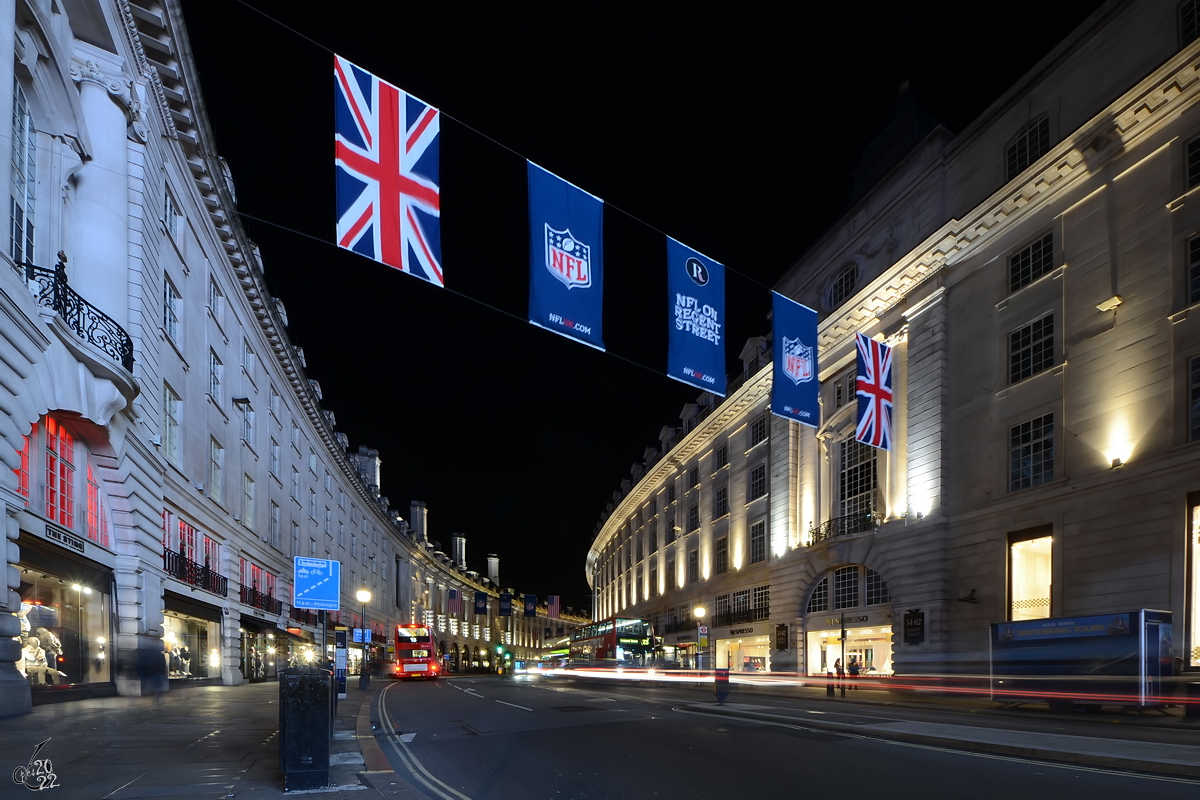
{"left": 335, "top": 55, "right": 442, "bottom": 286}
{"left": 855, "top": 332, "right": 894, "bottom": 451}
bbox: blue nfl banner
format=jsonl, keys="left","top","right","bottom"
{"left": 770, "top": 292, "right": 819, "bottom": 428}
{"left": 499, "top": 592, "right": 512, "bottom": 617}
{"left": 474, "top": 591, "right": 487, "bottom": 615}
{"left": 667, "top": 238, "right": 726, "bottom": 395}
{"left": 527, "top": 161, "right": 605, "bottom": 350}
{"left": 524, "top": 594, "right": 537, "bottom": 617}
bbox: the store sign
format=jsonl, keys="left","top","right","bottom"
{"left": 729, "top": 627, "right": 755, "bottom": 636}
{"left": 669, "top": 632, "right": 695, "bottom": 644}
{"left": 904, "top": 610, "right": 925, "bottom": 645}
{"left": 44, "top": 524, "right": 85, "bottom": 555}
{"left": 825, "top": 615, "right": 868, "bottom": 626}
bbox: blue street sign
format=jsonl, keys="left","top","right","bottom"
{"left": 293, "top": 557, "right": 341, "bottom": 611}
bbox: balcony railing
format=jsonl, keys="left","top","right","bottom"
{"left": 662, "top": 617, "right": 697, "bottom": 635}
{"left": 240, "top": 583, "right": 283, "bottom": 615}
{"left": 289, "top": 607, "right": 321, "bottom": 626}
{"left": 810, "top": 512, "right": 876, "bottom": 543}
{"left": 20, "top": 255, "right": 134, "bottom": 371}
{"left": 714, "top": 606, "right": 770, "bottom": 627}
{"left": 163, "top": 549, "right": 229, "bottom": 597}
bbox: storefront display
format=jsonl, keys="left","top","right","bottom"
{"left": 805, "top": 624, "right": 893, "bottom": 676}
{"left": 12, "top": 567, "right": 112, "bottom": 688}
{"left": 163, "top": 611, "right": 221, "bottom": 679}
{"left": 715, "top": 633, "right": 772, "bottom": 672}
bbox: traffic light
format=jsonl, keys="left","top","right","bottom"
{"left": 496, "top": 644, "right": 505, "bottom": 655}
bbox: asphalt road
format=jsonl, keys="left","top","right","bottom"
{"left": 375, "top": 675, "right": 1199, "bottom": 799}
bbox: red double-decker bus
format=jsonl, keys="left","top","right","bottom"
{"left": 390, "top": 623, "right": 441, "bottom": 680}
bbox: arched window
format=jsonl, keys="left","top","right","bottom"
{"left": 826, "top": 262, "right": 859, "bottom": 310}
{"left": 806, "top": 576, "right": 828, "bottom": 613}
{"left": 805, "top": 566, "right": 891, "bottom": 615}
{"left": 13, "top": 414, "right": 112, "bottom": 547}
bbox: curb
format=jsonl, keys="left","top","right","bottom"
{"left": 356, "top": 684, "right": 394, "bottom": 772}
{"left": 682, "top": 703, "right": 1200, "bottom": 778}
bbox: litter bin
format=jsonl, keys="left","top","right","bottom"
{"left": 279, "top": 667, "right": 332, "bottom": 791}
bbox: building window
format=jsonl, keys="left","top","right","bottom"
{"left": 833, "top": 566, "right": 859, "bottom": 610}
{"left": 208, "top": 350, "right": 223, "bottom": 403}
{"left": 806, "top": 577, "right": 829, "bottom": 614}
{"left": 308, "top": 488, "right": 317, "bottom": 519}
{"left": 290, "top": 420, "right": 300, "bottom": 448}
{"left": 269, "top": 501, "right": 280, "bottom": 549}
{"left": 834, "top": 370, "right": 855, "bottom": 409}
{"left": 687, "top": 549, "right": 699, "bottom": 584}
{"left": 163, "top": 275, "right": 181, "bottom": 344}
{"left": 243, "top": 340, "right": 256, "bottom": 385}
{"left": 748, "top": 464, "right": 766, "bottom": 501}
{"left": 1009, "top": 527, "right": 1052, "bottom": 621}
{"left": 1006, "top": 115, "right": 1050, "bottom": 181}
{"left": 666, "top": 515, "right": 676, "bottom": 544}
{"left": 716, "top": 594, "right": 730, "bottom": 621}
{"left": 241, "top": 404, "right": 255, "bottom": 445}
{"left": 732, "top": 589, "right": 749, "bottom": 617}
{"left": 290, "top": 466, "right": 300, "bottom": 500}
{"left": 1191, "top": 355, "right": 1200, "bottom": 441}
{"left": 866, "top": 569, "right": 889, "bottom": 606}
{"left": 164, "top": 187, "right": 179, "bottom": 239}
{"left": 209, "top": 277, "right": 224, "bottom": 325}
{"left": 85, "top": 466, "right": 109, "bottom": 547}
{"left": 689, "top": 466, "right": 700, "bottom": 487}
{"left": 269, "top": 439, "right": 280, "bottom": 477}
{"left": 1009, "top": 413, "right": 1054, "bottom": 491}
{"left": 839, "top": 439, "right": 876, "bottom": 518}
{"left": 752, "top": 585, "right": 770, "bottom": 620}
{"left": 1184, "top": 0, "right": 1200, "bottom": 48}
{"left": 1189, "top": 237, "right": 1200, "bottom": 305}
{"left": 714, "top": 443, "right": 728, "bottom": 470}
{"left": 687, "top": 503, "right": 700, "bottom": 532}
{"left": 636, "top": 536, "right": 644, "bottom": 562}
{"left": 649, "top": 526, "right": 657, "bottom": 552}
{"left": 208, "top": 438, "right": 223, "bottom": 502}
{"left": 649, "top": 498, "right": 657, "bottom": 515}
{"left": 269, "top": 384, "right": 281, "bottom": 416}
{"left": 10, "top": 80, "right": 35, "bottom": 265}
{"left": 666, "top": 555, "right": 676, "bottom": 590}
{"left": 750, "top": 415, "right": 767, "bottom": 446}
{"left": 1009, "top": 232, "right": 1054, "bottom": 294}
{"left": 750, "top": 519, "right": 766, "bottom": 564}
{"left": 715, "top": 536, "right": 729, "bottom": 574}
{"left": 667, "top": 484, "right": 676, "bottom": 503}
{"left": 163, "top": 384, "right": 181, "bottom": 463}
{"left": 308, "top": 450, "right": 317, "bottom": 474}
{"left": 1009, "top": 314, "right": 1054, "bottom": 383}
{"left": 827, "top": 262, "right": 859, "bottom": 309}
{"left": 15, "top": 434, "right": 29, "bottom": 500}
{"left": 242, "top": 475, "right": 254, "bottom": 528}
{"left": 45, "top": 417, "right": 74, "bottom": 528}
{"left": 713, "top": 486, "right": 729, "bottom": 518}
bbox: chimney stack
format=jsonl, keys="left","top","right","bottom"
{"left": 410, "top": 501, "right": 428, "bottom": 544}
{"left": 452, "top": 534, "right": 466, "bottom": 569}
{"left": 487, "top": 554, "right": 499, "bottom": 587}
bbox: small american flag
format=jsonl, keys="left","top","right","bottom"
{"left": 548, "top": 595, "right": 560, "bottom": 619}
{"left": 448, "top": 588, "right": 461, "bottom": 615}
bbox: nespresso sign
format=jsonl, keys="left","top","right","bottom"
{"left": 824, "top": 616, "right": 868, "bottom": 626}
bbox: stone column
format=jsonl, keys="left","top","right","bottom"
{"left": 69, "top": 60, "right": 139, "bottom": 328}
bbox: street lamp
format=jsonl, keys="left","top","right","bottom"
{"left": 693, "top": 606, "right": 707, "bottom": 670}
{"left": 356, "top": 589, "right": 371, "bottom": 689}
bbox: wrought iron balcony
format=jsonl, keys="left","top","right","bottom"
{"left": 163, "top": 549, "right": 229, "bottom": 597}
{"left": 289, "top": 607, "right": 321, "bottom": 626}
{"left": 713, "top": 607, "right": 770, "bottom": 627}
{"left": 662, "top": 617, "right": 698, "bottom": 635}
{"left": 20, "top": 255, "right": 134, "bottom": 371}
{"left": 240, "top": 583, "right": 283, "bottom": 615}
{"left": 810, "top": 512, "right": 876, "bottom": 543}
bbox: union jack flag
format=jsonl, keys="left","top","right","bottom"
{"left": 334, "top": 55, "right": 442, "bottom": 286}
{"left": 855, "top": 332, "right": 894, "bottom": 451}
{"left": 547, "top": 595, "right": 560, "bottom": 619}
{"left": 448, "top": 588, "right": 461, "bottom": 615}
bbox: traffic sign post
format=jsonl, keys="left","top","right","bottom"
{"left": 293, "top": 558, "right": 341, "bottom": 611}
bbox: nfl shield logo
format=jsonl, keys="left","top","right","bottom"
{"left": 544, "top": 225, "right": 592, "bottom": 289}
{"left": 783, "top": 336, "right": 813, "bottom": 385}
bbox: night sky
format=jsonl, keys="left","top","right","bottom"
{"left": 178, "top": 1, "right": 1105, "bottom": 608}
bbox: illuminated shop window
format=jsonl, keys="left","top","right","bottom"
{"left": 1009, "top": 528, "right": 1052, "bottom": 621}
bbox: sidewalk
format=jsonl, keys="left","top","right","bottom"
{"left": 0, "top": 679, "right": 417, "bottom": 799}
{"left": 673, "top": 682, "right": 1200, "bottom": 778}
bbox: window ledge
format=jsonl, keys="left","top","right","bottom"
{"left": 996, "top": 264, "right": 1067, "bottom": 309}
{"left": 996, "top": 361, "right": 1067, "bottom": 397}
{"left": 744, "top": 494, "right": 769, "bottom": 506}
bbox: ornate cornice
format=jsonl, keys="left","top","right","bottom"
{"left": 116, "top": 0, "right": 178, "bottom": 139}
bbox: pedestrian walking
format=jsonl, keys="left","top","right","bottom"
{"left": 834, "top": 658, "right": 844, "bottom": 686}
{"left": 848, "top": 656, "right": 860, "bottom": 689}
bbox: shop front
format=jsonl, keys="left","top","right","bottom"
{"left": 713, "top": 621, "right": 773, "bottom": 672}
{"left": 163, "top": 591, "right": 223, "bottom": 682}
{"left": 660, "top": 630, "right": 699, "bottom": 669}
{"left": 239, "top": 618, "right": 284, "bottom": 681}
{"left": 13, "top": 530, "right": 116, "bottom": 701}
{"left": 803, "top": 612, "right": 894, "bottom": 677}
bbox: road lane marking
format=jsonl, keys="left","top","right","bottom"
{"left": 379, "top": 683, "right": 473, "bottom": 800}
{"left": 495, "top": 700, "right": 533, "bottom": 711}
